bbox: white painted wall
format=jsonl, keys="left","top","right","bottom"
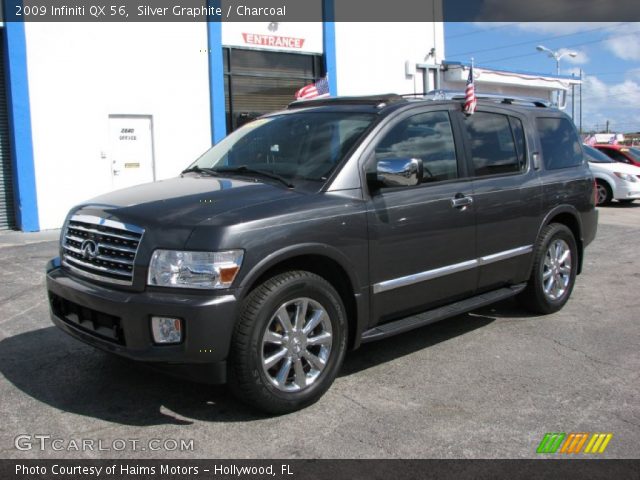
{"left": 334, "top": 22, "right": 444, "bottom": 96}
{"left": 25, "top": 23, "right": 212, "bottom": 230}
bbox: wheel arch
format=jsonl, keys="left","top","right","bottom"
{"left": 537, "top": 206, "right": 584, "bottom": 274}
{"left": 237, "top": 244, "right": 367, "bottom": 350}
{"left": 593, "top": 175, "right": 615, "bottom": 200}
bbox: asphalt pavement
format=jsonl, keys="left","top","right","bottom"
{"left": 1, "top": 205, "right": 638, "bottom": 459}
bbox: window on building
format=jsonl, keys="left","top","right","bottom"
{"left": 536, "top": 117, "right": 583, "bottom": 170}
{"left": 223, "top": 48, "right": 324, "bottom": 132}
{"left": 462, "top": 112, "right": 525, "bottom": 177}
{"left": 374, "top": 111, "right": 458, "bottom": 183}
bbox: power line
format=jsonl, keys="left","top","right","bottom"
{"left": 476, "top": 30, "right": 640, "bottom": 65}
{"left": 445, "top": 0, "right": 612, "bottom": 39}
{"left": 445, "top": 23, "right": 525, "bottom": 40}
{"left": 581, "top": 70, "right": 640, "bottom": 77}
{"left": 447, "top": 23, "right": 628, "bottom": 58}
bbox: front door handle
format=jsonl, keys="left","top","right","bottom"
{"left": 451, "top": 195, "right": 473, "bottom": 209}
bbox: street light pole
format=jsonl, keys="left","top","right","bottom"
{"left": 536, "top": 45, "right": 578, "bottom": 108}
{"left": 536, "top": 45, "right": 578, "bottom": 74}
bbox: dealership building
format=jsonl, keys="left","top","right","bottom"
{"left": 0, "top": 15, "right": 580, "bottom": 231}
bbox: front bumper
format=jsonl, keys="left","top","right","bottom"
{"left": 46, "top": 257, "right": 239, "bottom": 383}
{"left": 614, "top": 183, "right": 640, "bottom": 200}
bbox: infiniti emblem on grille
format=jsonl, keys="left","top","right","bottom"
{"left": 80, "top": 239, "right": 99, "bottom": 260}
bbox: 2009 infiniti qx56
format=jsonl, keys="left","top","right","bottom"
{"left": 47, "top": 94, "right": 597, "bottom": 413}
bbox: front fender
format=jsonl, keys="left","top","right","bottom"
{"left": 237, "top": 242, "right": 365, "bottom": 294}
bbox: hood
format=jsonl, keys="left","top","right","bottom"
{"left": 589, "top": 161, "right": 640, "bottom": 176}
{"left": 75, "top": 175, "right": 301, "bottom": 228}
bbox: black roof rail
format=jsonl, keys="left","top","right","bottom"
{"left": 424, "top": 90, "right": 551, "bottom": 108}
{"left": 287, "top": 94, "right": 406, "bottom": 109}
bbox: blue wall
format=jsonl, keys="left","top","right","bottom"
{"left": 3, "top": 19, "right": 39, "bottom": 231}
{"left": 322, "top": 0, "right": 338, "bottom": 95}
{"left": 207, "top": 1, "right": 227, "bottom": 144}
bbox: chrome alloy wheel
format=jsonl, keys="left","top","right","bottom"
{"left": 542, "top": 239, "right": 572, "bottom": 301}
{"left": 596, "top": 183, "right": 608, "bottom": 205}
{"left": 261, "top": 297, "right": 333, "bottom": 392}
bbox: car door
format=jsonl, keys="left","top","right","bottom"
{"left": 454, "top": 108, "right": 542, "bottom": 291}
{"left": 364, "top": 106, "right": 477, "bottom": 325}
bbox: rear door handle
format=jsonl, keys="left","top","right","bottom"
{"left": 451, "top": 195, "right": 473, "bottom": 209}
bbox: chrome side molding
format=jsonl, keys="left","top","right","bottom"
{"left": 373, "top": 245, "right": 533, "bottom": 294}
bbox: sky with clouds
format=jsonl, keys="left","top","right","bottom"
{"left": 444, "top": 23, "right": 640, "bottom": 133}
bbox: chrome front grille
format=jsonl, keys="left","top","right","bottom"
{"left": 62, "top": 214, "right": 144, "bottom": 285}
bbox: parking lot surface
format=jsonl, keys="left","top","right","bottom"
{"left": 1, "top": 205, "right": 639, "bottom": 459}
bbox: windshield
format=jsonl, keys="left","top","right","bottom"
{"left": 627, "top": 147, "right": 640, "bottom": 161}
{"left": 584, "top": 145, "right": 615, "bottom": 163}
{"left": 188, "top": 112, "right": 375, "bottom": 184}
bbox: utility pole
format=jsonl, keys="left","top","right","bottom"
{"left": 579, "top": 69, "right": 583, "bottom": 134}
{"left": 571, "top": 82, "right": 575, "bottom": 120}
{"left": 606, "top": 120, "right": 610, "bottom": 133}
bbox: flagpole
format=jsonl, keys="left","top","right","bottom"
{"left": 463, "top": 58, "right": 477, "bottom": 115}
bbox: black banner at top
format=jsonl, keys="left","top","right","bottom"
{"left": 1, "top": 0, "right": 639, "bottom": 22}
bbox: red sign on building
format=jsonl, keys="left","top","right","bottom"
{"left": 242, "top": 33, "right": 306, "bottom": 49}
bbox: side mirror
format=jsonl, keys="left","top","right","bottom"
{"left": 376, "top": 158, "right": 423, "bottom": 187}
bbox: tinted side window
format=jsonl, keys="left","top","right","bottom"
{"left": 462, "top": 112, "right": 523, "bottom": 177}
{"left": 536, "top": 117, "right": 583, "bottom": 170}
{"left": 375, "top": 111, "right": 458, "bottom": 183}
{"left": 602, "top": 149, "right": 630, "bottom": 164}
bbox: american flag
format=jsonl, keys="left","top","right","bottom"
{"left": 464, "top": 64, "right": 477, "bottom": 115}
{"left": 295, "top": 76, "right": 330, "bottom": 100}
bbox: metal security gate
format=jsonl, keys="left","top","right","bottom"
{"left": 0, "top": 28, "right": 16, "bottom": 230}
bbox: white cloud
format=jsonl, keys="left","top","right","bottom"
{"left": 627, "top": 68, "right": 640, "bottom": 81}
{"left": 572, "top": 74, "right": 640, "bottom": 132}
{"left": 470, "top": 22, "right": 618, "bottom": 36}
{"left": 604, "top": 24, "right": 640, "bottom": 61}
{"left": 609, "top": 80, "right": 640, "bottom": 105}
{"left": 516, "top": 22, "right": 619, "bottom": 35}
{"left": 557, "top": 48, "right": 589, "bottom": 65}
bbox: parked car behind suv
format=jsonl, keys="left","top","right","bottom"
{"left": 594, "top": 143, "right": 640, "bottom": 167}
{"left": 584, "top": 144, "right": 640, "bottom": 205}
{"left": 46, "top": 94, "right": 597, "bottom": 413}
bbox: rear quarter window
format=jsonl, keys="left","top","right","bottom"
{"left": 536, "top": 117, "right": 583, "bottom": 170}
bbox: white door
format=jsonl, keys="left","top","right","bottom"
{"left": 109, "top": 116, "right": 155, "bottom": 190}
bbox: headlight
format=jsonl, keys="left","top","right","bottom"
{"left": 148, "top": 250, "right": 244, "bottom": 289}
{"left": 614, "top": 172, "right": 638, "bottom": 183}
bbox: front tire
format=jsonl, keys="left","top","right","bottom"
{"left": 595, "top": 180, "right": 612, "bottom": 205}
{"left": 228, "top": 271, "right": 347, "bottom": 414}
{"left": 519, "top": 224, "right": 578, "bottom": 314}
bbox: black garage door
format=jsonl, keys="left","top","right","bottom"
{"left": 223, "top": 47, "right": 324, "bottom": 132}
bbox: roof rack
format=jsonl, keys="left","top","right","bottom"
{"left": 288, "top": 94, "right": 406, "bottom": 110}
{"left": 423, "top": 90, "right": 551, "bottom": 108}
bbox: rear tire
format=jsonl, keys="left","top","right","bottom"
{"left": 228, "top": 271, "right": 347, "bottom": 414}
{"left": 518, "top": 224, "right": 578, "bottom": 314}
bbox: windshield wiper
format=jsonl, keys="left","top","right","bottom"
{"left": 181, "top": 165, "right": 220, "bottom": 176}
{"left": 216, "top": 166, "right": 294, "bottom": 188}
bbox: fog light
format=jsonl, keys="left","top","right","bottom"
{"left": 151, "top": 316, "right": 183, "bottom": 344}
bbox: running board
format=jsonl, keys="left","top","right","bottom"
{"left": 360, "top": 283, "right": 527, "bottom": 343}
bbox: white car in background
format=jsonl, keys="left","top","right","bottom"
{"left": 584, "top": 144, "right": 640, "bottom": 205}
